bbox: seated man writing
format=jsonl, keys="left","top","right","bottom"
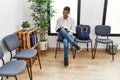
{"left": 55, "top": 6, "right": 82, "bottom": 67}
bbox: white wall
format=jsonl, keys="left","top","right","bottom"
{"left": 48, "top": 0, "right": 120, "bottom": 49}
{"left": 0, "top": 0, "right": 27, "bottom": 63}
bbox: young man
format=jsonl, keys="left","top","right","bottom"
{"left": 55, "top": 6, "right": 82, "bottom": 67}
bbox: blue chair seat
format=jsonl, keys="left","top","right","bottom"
{"left": 14, "top": 49, "right": 37, "bottom": 59}
{"left": 57, "top": 39, "right": 63, "bottom": 42}
{"left": 0, "top": 60, "right": 26, "bottom": 76}
{"left": 75, "top": 38, "right": 92, "bottom": 43}
{"left": 96, "top": 38, "right": 113, "bottom": 44}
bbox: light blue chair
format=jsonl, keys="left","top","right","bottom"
{"left": 0, "top": 45, "right": 26, "bottom": 80}
{"left": 93, "top": 25, "right": 114, "bottom": 60}
{"left": 3, "top": 34, "right": 42, "bottom": 80}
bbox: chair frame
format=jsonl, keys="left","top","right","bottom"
{"left": 0, "top": 59, "right": 18, "bottom": 80}
{"left": 93, "top": 25, "right": 114, "bottom": 60}
{"left": 3, "top": 34, "right": 42, "bottom": 80}
{"left": 55, "top": 39, "right": 76, "bottom": 59}
{"left": 0, "top": 46, "right": 26, "bottom": 80}
{"left": 74, "top": 25, "right": 94, "bottom": 59}
{"left": 9, "top": 50, "right": 41, "bottom": 80}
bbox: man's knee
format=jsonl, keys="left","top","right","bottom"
{"left": 60, "top": 28, "right": 66, "bottom": 33}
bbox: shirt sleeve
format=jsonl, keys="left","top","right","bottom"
{"left": 55, "top": 18, "right": 61, "bottom": 32}
{"left": 69, "top": 18, "right": 75, "bottom": 33}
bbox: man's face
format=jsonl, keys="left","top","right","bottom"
{"left": 63, "top": 10, "right": 69, "bottom": 18}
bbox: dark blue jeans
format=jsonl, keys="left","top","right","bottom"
{"left": 58, "top": 29, "right": 76, "bottom": 60}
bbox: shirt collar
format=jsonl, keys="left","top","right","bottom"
{"left": 62, "top": 16, "right": 70, "bottom": 20}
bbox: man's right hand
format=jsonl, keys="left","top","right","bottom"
{"left": 60, "top": 26, "right": 63, "bottom": 28}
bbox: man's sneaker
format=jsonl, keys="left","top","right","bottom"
{"left": 74, "top": 44, "right": 82, "bottom": 52}
{"left": 64, "top": 59, "right": 69, "bottom": 68}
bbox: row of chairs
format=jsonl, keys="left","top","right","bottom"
{"left": 55, "top": 25, "right": 114, "bottom": 61}
{"left": 0, "top": 34, "right": 42, "bottom": 80}
{"left": 0, "top": 25, "right": 114, "bottom": 80}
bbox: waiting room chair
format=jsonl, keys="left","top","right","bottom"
{"left": 74, "top": 24, "right": 94, "bottom": 59}
{"left": 93, "top": 25, "right": 114, "bottom": 60}
{"left": 3, "top": 34, "right": 42, "bottom": 80}
{"left": 55, "top": 39, "right": 76, "bottom": 59}
{"left": 0, "top": 45, "right": 26, "bottom": 80}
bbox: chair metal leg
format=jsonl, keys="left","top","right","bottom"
{"left": 14, "top": 76, "right": 17, "bottom": 80}
{"left": 1, "top": 76, "right": 3, "bottom": 80}
{"left": 74, "top": 49, "right": 76, "bottom": 59}
{"left": 26, "top": 59, "right": 33, "bottom": 80}
{"left": 58, "top": 41, "right": 60, "bottom": 51}
{"left": 91, "top": 42, "right": 94, "bottom": 59}
{"left": 73, "top": 48, "right": 77, "bottom": 59}
{"left": 6, "top": 76, "right": 8, "bottom": 79}
{"left": 26, "top": 64, "right": 32, "bottom": 80}
{"left": 87, "top": 43, "right": 88, "bottom": 51}
{"left": 29, "top": 59, "right": 33, "bottom": 80}
{"left": 55, "top": 41, "right": 59, "bottom": 58}
{"left": 93, "top": 41, "right": 98, "bottom": 59}
{"left": 73, "top": 41, "right": 78, "bottom": 59}
{"left": 106, "top": 44, "right": 109, "bottom": 52}
{"left": 72, "top": 46, "right": 76, "bottom": 59}
{"left": 111, "top": 42, "right": 114, "bottom": 61}
{"left": 37, "top": 53, "right": 42, "bottom": 69}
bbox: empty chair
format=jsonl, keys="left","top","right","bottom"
{"left": 0, "top": 45, "right": 26, "bottom": 80}
{"left": 74, "top": 24, "right": 93, "bottom": 59}
{"left": 3, "top": 34, "right": 42, "bottom": 80}
{"left": 93, "top": 25, "right": 114, "bottom": 60}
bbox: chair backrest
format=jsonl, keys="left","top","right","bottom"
{"left": 95, "top": 25, "right": 111, "bottom": 36}
{"left": 0, "top": 46, "right": 4, "bottom": 59}
{"left": 3, "top": 34, "right": 20, "bottom": 51}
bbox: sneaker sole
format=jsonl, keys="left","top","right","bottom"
{"left": 65, "top": 66, "right": 68, "bottom": 68}
{"left": 77, "top": 48, "right": 82, "bottom": 52}
{"left": 73, "top": 46, "right": 82, "bottom": 52}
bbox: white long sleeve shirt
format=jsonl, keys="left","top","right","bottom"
{"left": 55, "top": 16, "right": 75, "bottom": 34}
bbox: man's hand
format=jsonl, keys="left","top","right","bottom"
{"left": 60, "top": 26, "right": 63, "bottom": 28}
{"left": 67, "top": 29, "right": 70, "bottom": 32}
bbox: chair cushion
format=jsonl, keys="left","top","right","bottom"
{"left": 0, "top": 60, "right": 26, "bottom": 76}
{"left": 96, "top": 38, "right": 113, "bottom": 44}
{"left": 75, "top": 38, "right": 92, "bottom": 43}
{"left": 57, "top": 39, "right": 63, "bottom": 43}
{"left": 14, "top": 49, "right": 37, "bottom": 59}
